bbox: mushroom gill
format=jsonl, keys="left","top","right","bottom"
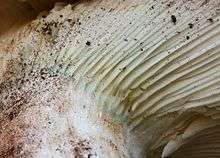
{"left": 0, "top": 0, "right": 220, "bottom": 157}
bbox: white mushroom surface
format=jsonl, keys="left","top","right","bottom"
{"left": 1, "top": 0, "right": 220, "bottom": 158}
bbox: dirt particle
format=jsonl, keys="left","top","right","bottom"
{"left": 171, "top": 15, "right": 177, "bottom": 24}
{"left": 101, "top": 7, "right": 106, "bottom": 11}
{"left": 41, "top": 22, "right": 53, "bottom": 35}
{"left": 186, "top": 36, "right": 190, "bottom": 40}
{"left": 76, "top": 19, "right": 81, "bottom": 25}
{"left": 86, "top": 41, "right": 91, "bottom": 46}
{"left": 207, "top": 18, "right": 213, "bottom": 23}
{"left": 188, "top": 23, "right": 194, "bottom": 29}
{"left": 122, "top": 67, "right": 126, "bottom": 71}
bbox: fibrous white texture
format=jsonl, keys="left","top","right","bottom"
{"left": 1, "top": 0, "right": 220, "bottom": 157}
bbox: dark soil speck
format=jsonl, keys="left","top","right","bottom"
{"left": 207, "top": 18, "right": 213, "bottom": 23}
{"left": 188, "top": 23, "right": 193, "bottom": 29}
{"left": 171, "top": 15, "right": 177, "bottom": 24}
{"left": 86, "top": 41, "right": 91, "bottom": 46}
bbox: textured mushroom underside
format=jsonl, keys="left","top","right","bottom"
{"left": 1, "top": 0, "right": 220, "bottom": 157}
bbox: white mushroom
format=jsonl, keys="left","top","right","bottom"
{"left": 1, "top": 0, "right": 220, "bottom": 157}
